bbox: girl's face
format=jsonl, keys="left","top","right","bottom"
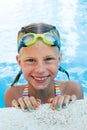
{"left": 16, "top": 39, "right": 62, "bottom": 90}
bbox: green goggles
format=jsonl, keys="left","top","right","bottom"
{"left": 18, "top": 32, "right": 60, "bottom": 53}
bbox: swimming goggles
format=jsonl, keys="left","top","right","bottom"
{"left": 18, "top": 32, "right": 60, "bottom": 52}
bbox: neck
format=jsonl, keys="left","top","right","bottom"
{"left": 28, "top": 84, "right": 55, "bottom": 103}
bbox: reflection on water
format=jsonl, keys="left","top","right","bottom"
{"left": 0, "top": 0, "right": 87, "bottom": 107}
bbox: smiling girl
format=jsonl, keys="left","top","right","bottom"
{"left": 4, "top": 23, "right": 83, "bottom": 111}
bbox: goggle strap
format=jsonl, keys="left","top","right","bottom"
{"left": 18, "top": 43, "right": 27, "bottom": 53}
{"left": 59, "top": 66, "right": 70, "bottom": 80}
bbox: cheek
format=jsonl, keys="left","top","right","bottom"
{"left": 48, "top": 63, "right": 59, "bottom": 76}
{"left": 21, "top": 65, "right": 33, "bottom": 79}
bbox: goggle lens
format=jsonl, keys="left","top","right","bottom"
{"left": 44, "top": 34, "right": 56, "bottom": 42}
{"left": 24, "top": 34, "right": 34, "bottom": 43}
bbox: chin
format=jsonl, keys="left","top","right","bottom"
{"left": 34, "top": 85, "right": 47, "bottom": 90}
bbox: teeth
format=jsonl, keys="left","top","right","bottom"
{"left": 34, "top": 77, "right": 47, "bottom": 80}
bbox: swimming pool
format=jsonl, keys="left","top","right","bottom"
{"left": 0, "top": 0, "right": 87, "bottom": 107}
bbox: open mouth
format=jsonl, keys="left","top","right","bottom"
{"left": 32, "top": 75, "right": 50, "bottom": 82}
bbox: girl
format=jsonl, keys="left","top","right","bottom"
{"left": 4, "top": 23, "right": 83, "bottom": 111}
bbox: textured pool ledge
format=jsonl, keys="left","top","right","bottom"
{"left": 0, "top": 99, "right": 87, "bottom": 130}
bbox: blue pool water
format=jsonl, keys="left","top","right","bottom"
{"left": 0, "top": 0, "right": 87, "bottom": 107}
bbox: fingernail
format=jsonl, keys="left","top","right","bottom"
{"left": 37, "top": 99, "right": 41, "bottom": 105}
{"left": 29, "top": 106, "right": 34, "bottom": 111}
{"left": 69, "top": 99, "right": 72, "bottom": 102}
{"left": 52, "top": 104, "right": 56, "bottom": 110}
{"left": 15, "top": 105, "right": 20, "bottom": 109}
{"left": 22, "top": 106, "right": 28, "bottom": 111}
{"left": 34, "top": 105, "right": 39, "bottom": 109}
{"left": 18, "top": 104, "right": 20, "bottom": 108}
{"left": 56, "top": 105, "right": 61, "bottom": 110}
{"left": 62, "top": 103, "right": 67, "bottom": 107}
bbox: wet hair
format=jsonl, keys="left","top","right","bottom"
{"left": 17, "top": 23, "right": 60, "bottom": 45}
{"left": 11, "top": 23, "right": 69, "bottom": 87}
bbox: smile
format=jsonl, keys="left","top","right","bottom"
{"left": 32, "top": 75, "right": 50, "bottom": 81}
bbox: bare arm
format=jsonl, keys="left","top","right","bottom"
{"left": 61, "top": 80, "right": 84, "bottom": 99}
{"left": 4, "top": 86, "right": 24, "bottom": 107}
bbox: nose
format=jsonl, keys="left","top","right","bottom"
{"left": 34, "top": 61, "right": 46, "bottom": 74}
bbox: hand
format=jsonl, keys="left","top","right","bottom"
{"left": 11, "top": 96, "right": 41, "bottom": 112}
{"left": 49, "top": 94, "right": 77, "bottom": 110}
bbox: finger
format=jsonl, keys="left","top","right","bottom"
{"left": 23, "top": 96, "right": 34, "bottom": 112}
{"left": 18, "top": 97, "right": 28, "bottom": 111}
{"left": 62, "top": 95, "right": 77, "bottom": 108}
{"left": 36, "top": 98, "right": 41, "bottom": 105}
{"left": 51, "top": 96, "right": 58, "bottom": 110}
{"left": 69, "top": 95, "right": 77, "bottom": 104}
{"left": 62, "top": 95, "right": 71, "bottom": 108}
{"left": 51, "top": 95, "right": 64, "bottom": 110}
{"left": 48, "top": 98, "right": 53, "bottom": 103}
{"left": 56, "top": 95, "right": 64, "bottom": 110}
{"left": 29, "top": 96, "right": 39, "bottom": 110}
{"left": 11, "top": 99, "right": 20, "bottom": 108}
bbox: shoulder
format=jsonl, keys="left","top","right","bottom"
{"left": 4, "top": 84, "right": 26, "bottom": 107}
{"left": 58, "top": 80, "right": 84, "bottom": 99}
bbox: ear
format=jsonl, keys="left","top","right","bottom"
{"left": 16, "top": 55, "right": 22, "bottom": 67}
{"left": 58, "top": 52, "right": 62, "bottom": 64}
